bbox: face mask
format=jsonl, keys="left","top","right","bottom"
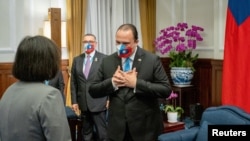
{"left": 84, "top": 43, "right": 95, "bottom": 54}
{"left": 116, "top": 44, "right": 133, "bottom": 58}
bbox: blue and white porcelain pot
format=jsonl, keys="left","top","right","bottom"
{"left": 170, "top": 67, "right": 194, "bottom": 86}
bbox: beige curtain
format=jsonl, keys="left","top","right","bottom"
{"left": 65, "top": 0, "right": 87, "bottom": 106}
{"left": 139, "top": 0, "right": 156, "bottom": 53}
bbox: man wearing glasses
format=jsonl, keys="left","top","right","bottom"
{"left": 71, "top": 33, "right": 108, "bottom": 141}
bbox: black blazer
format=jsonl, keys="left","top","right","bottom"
{"left": 89, "top": 47, "right": 172, "bottom": 141}
{"left": 71, "top": 51, "right": 108, "bottom": 112}
{"left": 48, "top": 71, "right": 65, "bottom": 104}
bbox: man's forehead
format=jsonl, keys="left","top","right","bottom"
{"left": 83, "top": 36, "right": 95, "bottom": 40}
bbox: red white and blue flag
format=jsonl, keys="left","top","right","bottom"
{"left": 84, "top": 43, "right": 93, "bottom": 50}
{"left": 222, "top": 0, "right": 250, "bottom": 112}
{"left": 117, "top": 44, "right": 132, "bottom": 58}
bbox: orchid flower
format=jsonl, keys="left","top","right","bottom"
{"left": 154, "top": 22, "right": 204, "bottom": 71}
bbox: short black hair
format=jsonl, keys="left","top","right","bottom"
{"left": 12, "top": 35, "right": 60, "bottom": 82}
{"left": 84, "top": 33, "right": 97, "bottom": 40}
{"left": 116, "top": 23, "right": 138, "bottom": 40}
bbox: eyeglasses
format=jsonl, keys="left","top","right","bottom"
{"left": 82, "top": 40, "right": 96, "bottom": 44}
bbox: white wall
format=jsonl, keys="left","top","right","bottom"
{"left": 0, "top": 0, "right": 227, "bottom": 63}
{"left": 156, "top": 0, "right": 227, "bottom": 60}
{"left": 0, "top": 0, "right": 67, "bottom": 63}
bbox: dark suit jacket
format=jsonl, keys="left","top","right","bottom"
{"left": 71, "top": 51, "right": 108, "bottom": 112}
{"left": 89, "top": 47, "right": 172, "bottom": 141}
{"left": 48, "top": 71, "right": 65, "bottom": 104}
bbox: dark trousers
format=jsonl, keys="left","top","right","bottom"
{"left": 108, "top": 123, "right": 134, "bottom": 141}
{"left": 123, "top": 123, "right": 134, "bottom": 141}
{"left": 81, "top": 110, "right": 108, "bottom": 141}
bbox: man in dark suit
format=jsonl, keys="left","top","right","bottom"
{"left": 71, "top": 33, "right": 108, "bottom": 141}
{"left": 46, "top": 71, "right": 65, "bottom": 104}
{"left": 89, "top": 24, "right": 172, "bottom": 141}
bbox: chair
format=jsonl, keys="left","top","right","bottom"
{"left": 158, "top": 105, "right": 250, "bottom": 141}
{"left": 66, "top": 106, "right": 83, "bottom": 141}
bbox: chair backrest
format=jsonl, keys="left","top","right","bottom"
{"left": 65, "top": 106, "right": 78, "bottom": 118}
{"left": 200, "top": 105, "right": 250, "bottom": 125}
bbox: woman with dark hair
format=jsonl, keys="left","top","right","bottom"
{"left": 0, "top": 35, "right": 71, "bottom": 141}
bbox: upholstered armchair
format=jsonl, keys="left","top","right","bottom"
{"left": 158, "top": 105, "right": 250, "bottom": 141}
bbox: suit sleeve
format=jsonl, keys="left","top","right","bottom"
{"left": 58, "top": 71, "right": 66, "bottom": 104}
{"left": 135, "top": 55, "right": 172, "bottom": 98}
{"left": 89, "top": 59, "right": 116, "bottom": 98}
{"left": 70, "top": 58, "right": 78, "bottom": 104}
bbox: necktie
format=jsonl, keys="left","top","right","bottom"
{"left": 124, "top": 58, "right": 131, "bottom": 72}
{"left": 84, "top": 55, "right": 91, "bottom": 78}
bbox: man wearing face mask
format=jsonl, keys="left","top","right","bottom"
{"left": 71, "top": 33, "right": 108, "bottom": 141}
{"left": 89, "top": 24, "right": 172, "bottom": 141}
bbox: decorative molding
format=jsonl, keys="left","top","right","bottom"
{"left": 0, "top": 48, "right": 15, "bottom": 53}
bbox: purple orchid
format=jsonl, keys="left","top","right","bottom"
{"left": 166, "top": 91, "right": 178, "bottom": 100}
{"left": 154, "top": 22, "right": 204, "bottom": 71}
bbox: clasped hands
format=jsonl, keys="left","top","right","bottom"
{"left": 112, "top": 66, "right": 137, "bottom": 88}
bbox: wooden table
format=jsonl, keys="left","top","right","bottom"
{"left": 163, "top": 121, "right": 185, "bottom": 133}
{"left": 171, "top": 85, "right": 198, "bottom": 118}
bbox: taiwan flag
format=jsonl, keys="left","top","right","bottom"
{"left": 118, "top": 44, "right": 132, "bottom": 58}
{"left": 222, "top": 0, "right": 250, "bottom": 113}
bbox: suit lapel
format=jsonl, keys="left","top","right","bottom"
{"left": 112, "top": 53, "right": 123, "bottom": 71}
{"left": 87, "top": 52, "right": 98, "bottom": 79}
{"left": 113, "top": 54, "right": 129, "bottom": 100}
{"left": 87, "top": 51, "right": 106, "bottom": 80}
{"left": 132, "top": 47, "right": 144, "bottom": 74}
{"left": 125, "top": 47, "right": 144, "bottom": 100}
{"left": 77, "top": 54, "right": 85, "bottom": 78}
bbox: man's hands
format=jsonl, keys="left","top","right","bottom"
{"left": 72, "top": 104, "right": 80, "bottom": 116}
{"left": 112, "top": 66, "right": 126, "bottom": 87}
{"left": 112, "top": 66, "right": 137, "bottom": 88}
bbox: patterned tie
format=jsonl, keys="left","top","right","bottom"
{"left": 84, "top": 55, "right": 91, "bottom": 78}
{"left": 124, "top": 58, "right": 131, "bottom": 72}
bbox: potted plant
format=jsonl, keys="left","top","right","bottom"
{"left": 164, "top": 105, "right": 184, "bottom": 122}
{"left": 154, "top": 23, "right": 204, "bottom": 85}
{"left": 162, "top": 91, "right": 184, "bottom": 123}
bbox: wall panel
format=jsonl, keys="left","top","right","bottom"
{"left": 0, "top": 59, "right": 69, "bottom": 99}
{"left": 161, "top": 58, "right": 223, "bottom": 110}
{"left": 0, "top": 58, "right": 223, "bottom": 110}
